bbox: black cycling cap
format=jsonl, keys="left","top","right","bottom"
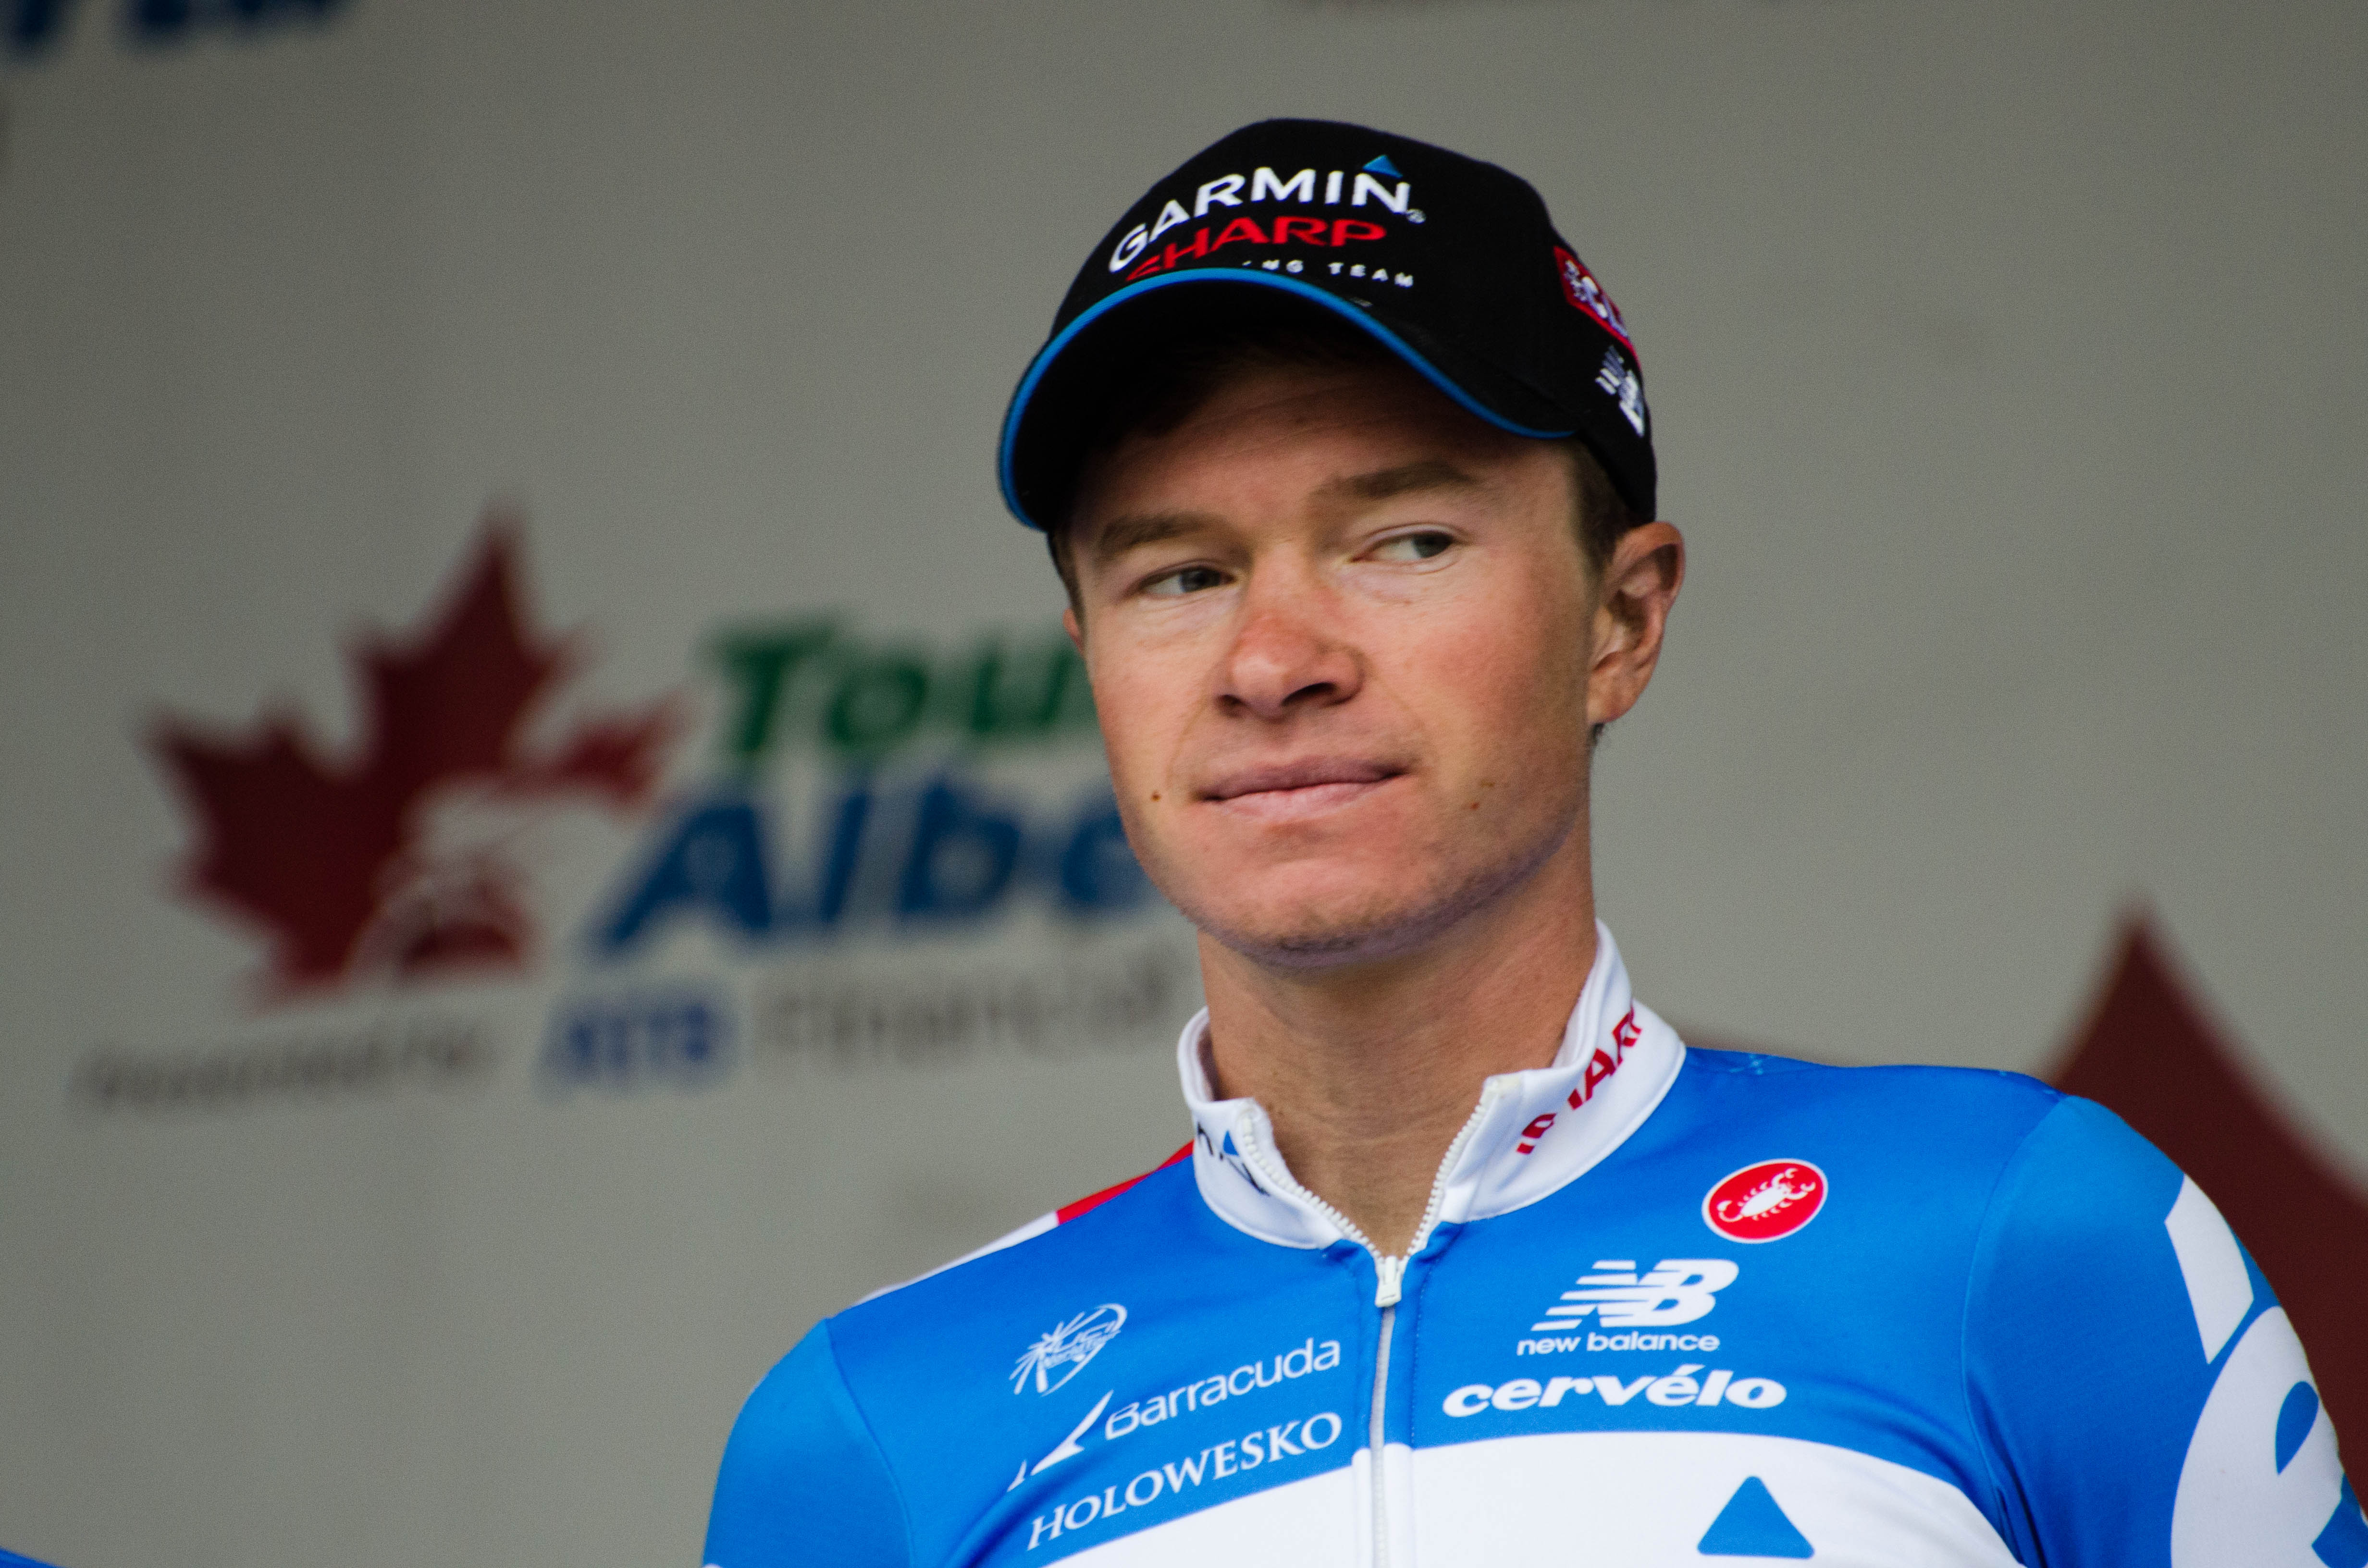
{"left": 997, "top": 118, "right": 1655, "bottom": 531}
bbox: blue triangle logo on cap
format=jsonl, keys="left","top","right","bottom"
{"left": 1362, "top": 155, "right": 1403, "bottom": 177}
{"left": 1697, "top": 1477, "right": 1813, "bottom": 1558}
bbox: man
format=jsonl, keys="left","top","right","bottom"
{"left": 703, "top": 120, "right": 2362, "bottom": 1566}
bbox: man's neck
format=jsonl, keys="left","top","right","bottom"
{"left": 1196, "top": 836, "right": 1599, "bottom": 1258}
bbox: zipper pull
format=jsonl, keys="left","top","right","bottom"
{"left": 1374, "top": 1254, "right": 1406, "bottom": 1308}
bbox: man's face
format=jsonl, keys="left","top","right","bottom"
{"left": 1066, "top": 359, "right": 1602, "bottom": 968}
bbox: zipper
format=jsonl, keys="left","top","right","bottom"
{"left": 1369, "top": 1299, "right": 1395, "bottom": 1565}
{"left": 1234, "top": 1081, "right": 1508, "bottom": 1567}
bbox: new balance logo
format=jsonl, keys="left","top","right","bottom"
{"left": 1528, "top": 1258, "right": 1739, "bottom": 1331}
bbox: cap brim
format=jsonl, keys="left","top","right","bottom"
{"left": 997, "top": 270, "right": 1578, "bottom": 531}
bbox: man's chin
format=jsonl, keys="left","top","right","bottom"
{"left": 1182, "top": 882, "right": 1499, "bottom": 972}
{"left": 1162, "top": 817, "right": 1582, "bottom": 974}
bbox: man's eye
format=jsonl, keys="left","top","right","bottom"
{"left": 1143, "top": 564, "right": 1227, "bottom": 597}
{"left": 1372, "top": 531, "right": 1455, "bottom": 563}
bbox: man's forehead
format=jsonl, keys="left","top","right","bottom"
{"left": 1073, "top": 364, "right": 1530, "bottom": 538}
{"left": 1337, "top": 457, "right": 1485, "bottom": 503}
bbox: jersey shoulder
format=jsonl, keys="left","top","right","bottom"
{"left": 1684, "top": 1042, "right": 2060, "bottom": 1105}
{"left": 1954, "top": 1087, "right": 2368, "bottom": 1564}
{"left": 709, "top": 1147, "right": 1224, "bottom": 1568}
{"left": 705, "top": 1321, "right": 912, "bottom": 1568}
{"left": 1673, "top": 1044, "right": 2068, "bottom": 1173}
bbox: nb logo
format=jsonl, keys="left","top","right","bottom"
{"left": 1529, "top": 1259, "right": 1739, "bottom": 1332}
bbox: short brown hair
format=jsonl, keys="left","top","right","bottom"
{"left": 1046, "top": 308, "right": 1644, "bottom": 607}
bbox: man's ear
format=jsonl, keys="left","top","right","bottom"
{"left": 1586, "top": 521, "right": 1686, "bottom": 730}
{"left": 1062, "top": 604, "right": 1084, "bottom": 653}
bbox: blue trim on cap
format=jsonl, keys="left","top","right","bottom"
{"left": 997, "top": 270, "right": 1574, "bottom": 529}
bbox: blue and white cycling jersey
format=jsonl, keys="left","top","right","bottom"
{"left": 705, "top": 926, "right": 2365, "bottom": 1567}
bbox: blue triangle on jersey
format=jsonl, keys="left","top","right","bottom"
{"left": 1221, "top": 1130, "right": 1240, "bottom": 1157}
{"left": 1697, "top": 1477, "right": 1813, "bottom": 1558}
{"left": 1362, "top": 155, "right": 1403, "bottom": 177}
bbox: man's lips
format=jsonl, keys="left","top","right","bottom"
{"left": 1198, "top": 758, "right": 1405, "bottom": 820}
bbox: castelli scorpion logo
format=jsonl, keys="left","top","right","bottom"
{"left": 1011, "top": 1304, "right": 1127, "bottom": 1396}
{"left": 1717, "top": 1166, "right": 1817, "bottom": 1224}
{"left": 1703, "top": 1159, "right": 1829, "bottom": 1243}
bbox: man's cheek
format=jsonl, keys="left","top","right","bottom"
{"left": 1089, "top": 690, "right": 1165, "bottom": 800}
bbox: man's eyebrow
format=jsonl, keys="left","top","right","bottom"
{"left": 1085, "top": 512, "right": 1213, "bottom": 567}
{"left": 1081, "top": 461, "right": 1478, "bottom": 566}
{"left": 1320, "top": 458, "right": 1482, "bottom": 503}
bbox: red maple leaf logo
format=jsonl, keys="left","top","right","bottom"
{"left": 149, "top": 515, "right": 684, "bottom": 999}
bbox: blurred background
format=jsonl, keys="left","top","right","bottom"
{"left": 1, "top": 1, "right": 2362, "bottom": 1564}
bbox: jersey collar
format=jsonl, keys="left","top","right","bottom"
{"left": 1176, "top": 921, "right": 1687, "bottom": 1252}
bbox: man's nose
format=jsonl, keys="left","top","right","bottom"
{"left": 1216, "top": 578, "right": 1363, "bottom": 721}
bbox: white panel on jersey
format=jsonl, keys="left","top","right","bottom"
{"left": 1051, "top": 1465, "right": 1360, "bottom": 1567}
{"left": 1376, "top": 1442, "right": 1414, "bottom": 1567}
{"left": 1411, "top": 1431, "right": 2021, "bottom": 1567}
{"left": 2163, "top": 1176, "right": 2254, "bottom": 1362}
{"left": 2172, "top": 1307, "right": 2350, "bottom": 1568}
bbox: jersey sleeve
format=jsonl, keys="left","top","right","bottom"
{"left": 1964, "top": 1094, "right": 2368, "bottom": 1568}
{"left": 703, "top": 1321, "right": 913, "bottom": 1568}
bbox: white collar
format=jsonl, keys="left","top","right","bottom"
{"left": 1176, "top": 921, "right": 1686, "bottom": 1254}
